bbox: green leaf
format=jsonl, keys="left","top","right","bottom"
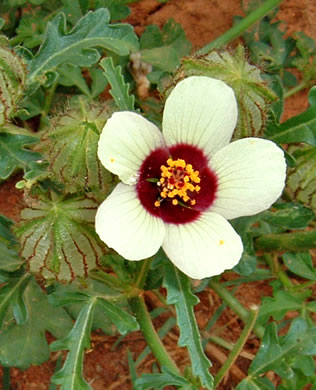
{"left": 14, "top": 10, "right": 47, "bottom": 48}
{"left": 0, "top": 215, "right": 23, "bottom": 272}
{"left": 0, "top": 273, "right": 31, "bottom": 328}
{"left": 0, "top": 278, "right": 73, "bottom": 369}
{"left": 283, "top": 252, "right": 316, "bottom": 280}
{"left": 249, "top": 318, "right": 316, "bottom": 378}
{"left": 262, "top": 202, "right": 315, "bottom": 229}
{"left": 95, "top": 0, "right": 131, "bottom": 20}
{"left": 140, "top": 19, "right": 192, "bottom": 72}
{"left": 97, "top": 299, "right": 139, "bottom": 335}
{"left": 100, "top": 56, "right": 135, "bottom": 111}
{"left": 49, "top": 278, "right": 138, "bottom": 335}
{"left": 0, "top": 133, "right": 41, "bottom": 180}
{"left": 15, "top": 192, "right": 105, "bottom": 281}
{"left": 57, "top": 63, "right": 92, "bottom": 96}
{"left": 27, "top": 9, "right": 139, "bottom": 88}
{"left": 236, "top": 377, "right": 275, "bottom": 390}
{"left": 267, "top": 87, "right": 316, "bottom": 145}
{"left": 61, "top": 0, "right": 88, "bottom": 25}
{"left": 50, "top": 298, "right": 97, "bottom": 390}
{"left": 258, "top": 290, "right": 306, "bottom": 324}
{"left": 135, "top": 366, "right": 191, "bottom": 390}
{"left": 163, "top": 260, "right": 213, "bottom": 390}
{"left": 287, "top": 146, "right": 316, "bottom": 213}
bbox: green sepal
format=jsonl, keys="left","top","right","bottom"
{"left": 174, "top": 45, "right": 276, "bottom": 139}
{"left": 15, "top": 191, "right": 106, "bottom": 281}
{"left": 37, "top": 97, "right": 115, "bottom": 196}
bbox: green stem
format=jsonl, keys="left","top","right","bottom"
{"left": 284, "top": 80, "right": 309, "bottom": 98}
{"left": 197, "top": 0, "right": 284, "bottom": 54}
{"left": 214, "top": 308, "right": 258, "bottom": 388}
{"left": 129, "top": 295, "right": 180, "bottom": 373}
{"left": 255, "top": 230, "right": 316, "bottom": 252}
{"left": 2, "top": 367, "right": 10, "bottom": 390}
{"left": 209, "top": 279, "right": 264, "bottom": 339}
{"left": 90, "top": 269, "right": 132, "bottom": 291}
{"left": 134, "top": 258, "right": 152, "bottom": 289}
{"left": 39, "top": 81, "right": 58, "bottom": 130}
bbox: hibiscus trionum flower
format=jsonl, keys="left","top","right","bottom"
{"left": 95, "top": 76, "right": 286, "bottom": 279}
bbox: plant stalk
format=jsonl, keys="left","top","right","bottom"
{"left": 197, "top": 0, "right": 284, "bottom": 54}
{"left": 255, "top": 230, "right": 316, "bottom": 252}
{"left": 129, "top": 295, "right": 180, "bottom": 374}
{"left": 214, "top": 308, "right": 258, "bottom": 388}
{"left": 209, "top": 279, "right": 264, "bottom": 339}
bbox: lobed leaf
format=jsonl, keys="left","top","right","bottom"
{"left": 139, "top": 19, "right": 192, "bottom": 73}
{"left": 50, "top": 298, "right": 97, "bottom": 390}
{"left": 27, "top": 9, "right": 139, "bottom": 88}
{"left": 283, "top": 252, "right": 316, "bottom": 281}
{"left": 249, "top": 318, "right": 316, "bottom": 378}
{"left": 100, "top": 56, "right": 135, "bottom": 111}
{"left": 257, "top": 290, "right": 307, "bottom": 324}
{"left": 0, "top": 133, "right": 41, "bottom": 180}
{"left": 135, "top": 366, "right": 192, "bottom": 390}
{"left": 0, "top": 278, "right": 73, "bottom": 369}
{"left": 163, "top": 260, "right": 213, "bottom": 390}
{"left": 49, "top": 280, "right": 139, "bottom": 335}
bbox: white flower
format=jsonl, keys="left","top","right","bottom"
{"left": 95, "top": 76, "right": 286, "bottom": 279}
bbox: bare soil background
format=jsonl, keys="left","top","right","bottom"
{"left": 0, "top": 0, "right": 315, "bottom": 389}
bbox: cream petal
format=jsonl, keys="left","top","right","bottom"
{"left": 210, "top": 138, "right": 287, "bottom": 219}
{"left": 95, "top": 183, "right": 165, "bottom": 260}
{"left": 98, "top": 111, "right": 165, "bottom": 185}
{"left": 162, "top": 212, "right": 243, "bottom": 279}
{"left": 162, "top": 76, "right": 237, "bottom": 156}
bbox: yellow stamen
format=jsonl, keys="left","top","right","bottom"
{"left": 155, "top": 158, "right": 201, "bottom": 207}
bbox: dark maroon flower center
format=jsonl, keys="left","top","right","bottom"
{"left": 136, "top": 144, "right": 218, "bottom": 224}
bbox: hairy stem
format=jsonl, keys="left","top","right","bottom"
{"left": 197, "top": 0, "right": 284, "bottom": 54}
{"left": 209, "top": 279, "right": 264, "bottom": 339}
{"left": 129, "top": 295, "right": 180, "bottom": 373}
{"left": 284, "top": 80, "right": 309, "bottom": 98}
{"left": 255, "top": 230, "right": 316, "bottom": 252}
{"left": 214, "top": 308, "right": 258, "bottom": 388}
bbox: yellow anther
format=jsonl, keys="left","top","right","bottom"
{"left": 155, "top": 157, "right": 202, "bottom": 207}
{"left": 110, "top": 157, "right": 115, "bottom": 163}
{"left": 219, "top": 240, "right": 225, "bottom": 245}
